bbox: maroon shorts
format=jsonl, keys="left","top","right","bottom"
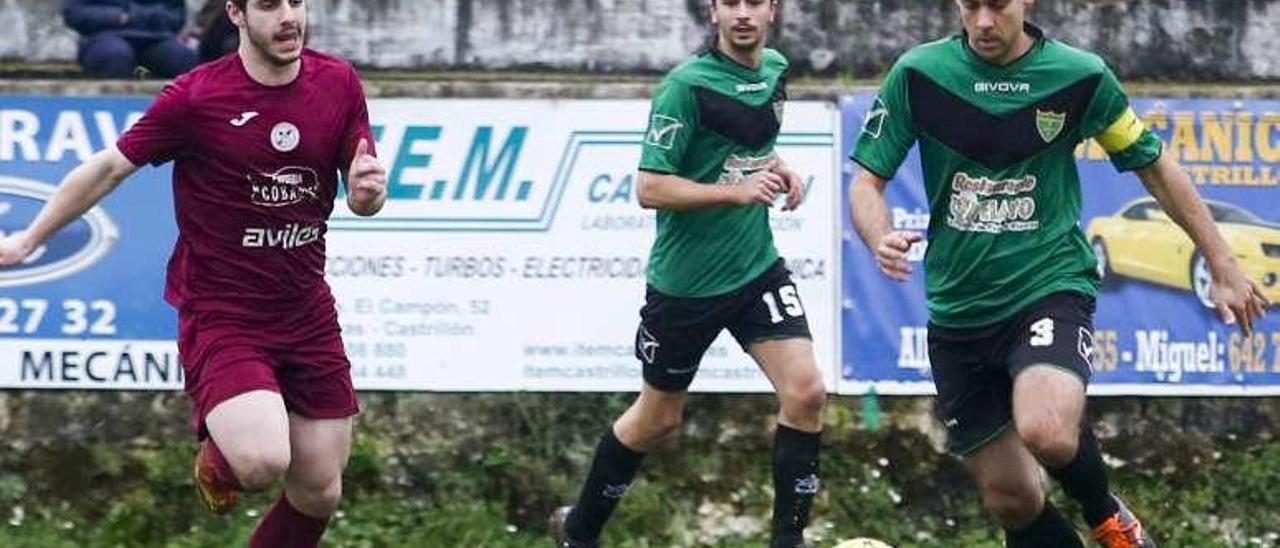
{"left": 177, "top": 292, "right": 359, "bottom": 439}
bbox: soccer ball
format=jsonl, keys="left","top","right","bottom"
{"left": 833, "top": 539, "right": 895, "bottom": 548}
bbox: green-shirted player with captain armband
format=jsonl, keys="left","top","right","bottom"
{"left": 551, "top": 1, "right": 827, "bottom": 547}
{"left": 848, "top": 1, "right": 1269, "bottom": 547}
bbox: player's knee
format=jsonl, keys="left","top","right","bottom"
{"left": 781, "top": 376, "right": 827, "bottom": 419}
{"left": 615, "top": 408, "right": 682, "bottom": 449}
{"left": 978, "top": 476, "right": 1043, "bottom": 528}
{"left": 1017, "top": 417, "right": 1078, "bottom": 467}
{"left": 315, "top": 478, "right": 343, "bottom": 515}
{"left": 292, "top": 476, "right": 343, "bottom": 517}
{"left": 233, "top": 447, "right": 291, "bottom": 490}
{"left": 649, "top": 408, "right": 684, "bottom": 439}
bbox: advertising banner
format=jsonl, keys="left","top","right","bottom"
{"left": 0, "top": 96, "right": 840, "bottom": 392}
{"left": 330, "top": 99, "right": 839, "bottom": 391}
{"left": 839, "top": 94, "right": 1280, "bottom": 395}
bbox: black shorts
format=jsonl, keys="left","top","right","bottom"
{"left": 928, "top": 291, "right": 1096, "bottom": 456}
{"left": 635, "top": 259, "right": 812, "bottom": 392}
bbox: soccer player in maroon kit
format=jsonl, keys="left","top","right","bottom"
{"left": 0, "top": 1, "right": 386, "bottom": 546}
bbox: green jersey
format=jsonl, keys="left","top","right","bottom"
{"left": 851, "top": 24, "right": 1162, "bottom": 328}
{"left": 638, "top": 48, "right": 789, "bottom": 297}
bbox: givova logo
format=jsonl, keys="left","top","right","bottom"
{"left": 645, "top": 115, "right": 684, "bottom": 150}
{"left": 0, "top": 176, "right": 118, "bottom": 287}
{"left": 861, "top": 97, "right": 888, "bottom": 139}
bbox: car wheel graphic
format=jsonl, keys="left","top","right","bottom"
{"left": 1190, "top": 251, "right": 1215, "bottom": 308}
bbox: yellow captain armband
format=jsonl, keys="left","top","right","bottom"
{"left": 1096, "top": 107, "right": 1147, "bottom": 154}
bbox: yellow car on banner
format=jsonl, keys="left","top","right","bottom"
{"left": 1087, "top": 197, "right": 1280, "bottom": 308}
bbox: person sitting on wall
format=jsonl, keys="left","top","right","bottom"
{"left": 63, "top": 0, "right": 199, "bottom": 78}
{"left": 191, "top": 0, "right": 239, "bottom": 63}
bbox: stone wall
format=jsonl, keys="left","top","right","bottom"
{"left": 2, "top": 0, "right": 1278, "bottom": 79}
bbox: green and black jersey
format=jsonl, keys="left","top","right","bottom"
{"left": 638, "top": 48, "right": 789, "bottom": 298}
{"left": 852, "top": 24, "right": 1162, "bottom": 328}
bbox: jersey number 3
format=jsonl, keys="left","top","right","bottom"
{"left": 1030, "top": 317, "right": 1055, "bottom": 347}
{"left": 763, "top": 285, "right": 805, "bottom": 324}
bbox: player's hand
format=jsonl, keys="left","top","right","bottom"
{"left": 0, "top": 231, "right": 36, "bottom": 267}
{"left": 771, "top": 163, "right": 806, "bottom": 212}
{"left": 875, "top": 231, "right": 923, "bottom": 282}
{"left": 347, "top": 138, "right": 386, "bottom": 214}
{"left": 732, "top": 169, "right": 786, "bottom": 207}
{"left": 1210, "top": 258, "right": 1270, "bottom": 335}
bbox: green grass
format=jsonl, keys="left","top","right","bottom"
{"left": 0, "top": 393, "right": 1277, "bottom": 546}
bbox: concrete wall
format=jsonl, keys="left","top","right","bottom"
{"left": 2, "top": 0, "right": 1278, "bottom": 79}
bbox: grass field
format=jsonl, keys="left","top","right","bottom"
{"left": 0, "top": 392, "right": 1276, "bottom": 546}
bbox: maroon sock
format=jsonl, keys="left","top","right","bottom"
{"left": 200, "top": 439, "right": 241, "bottom": 491}
{"left": 248, "top": 494, "right": 330, "bottom": 548}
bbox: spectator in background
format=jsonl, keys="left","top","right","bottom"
{"left": 193, "top": 0, "right": 239, "bottom": 63}
{"left": 63, "top": 0, "right": 199, "bottom": 78}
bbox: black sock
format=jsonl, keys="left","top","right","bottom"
{"left": 770, "top": 424, "right": 821, "bottom": 547}
{"left": 1045, "top": 428, "right": 1119, "bottom": 527}
{"left": 565, "top": 428, "right": 645, "bottom": 543}
{"left": 1006, "top": 501, "right": 1084, "bottom": 548}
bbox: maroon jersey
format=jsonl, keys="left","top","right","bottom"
{"left": 117, "top": 49, "right": 374, "bottom": 315}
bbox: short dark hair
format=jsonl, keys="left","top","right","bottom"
{"left": 230, "top": 0, "right": 247, "bottom": 9}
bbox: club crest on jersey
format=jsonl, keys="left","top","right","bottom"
{"left": 861, "top": 97, "right": 888, "bottom": 139}
{"left": 271, "top": 122, "right": 301, "bottom": 152}
{"left": 1035, "top": 109, "right": 1066, "bottom": 143}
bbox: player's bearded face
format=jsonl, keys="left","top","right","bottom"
{"left": 242, "top": 0, "right": 308, "bottom": 66}
{"left": 712, "top": 0, "right": 775, "bottom": 53}
{"left": 957, "top": 0, "right": 1029, "bottom": 63}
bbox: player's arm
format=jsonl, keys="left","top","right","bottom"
{"left": 1086, "top": 62, "right": 1268, "bottom": 333}
{"left": 0, "top": 146, "right": 139, "bottom": 265}
{"left": 636, "top": 168, "right": 785, "bottom": 211}
{"left": 339, "top": 68, "right": 384, "bottom": 216}
{"left": 847, "top": 60, "right": 919, "bottom": 281}
{"left": 1135, "top": 153, "right": 1269, "bottom": 332}
{"left": 849, "top": 168, "right": 920, "bottom": 282}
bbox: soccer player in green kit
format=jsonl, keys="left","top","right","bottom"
{"left": 849, "top": 1, "right": 1269, "bottom": 547}
{"left": 551, "top": 1, "right": 826, "bottom": 547}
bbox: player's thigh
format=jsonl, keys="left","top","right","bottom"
{"left": 179, "top": 311, "right": 286, "bottom": 439}
{"left": 1012, "top": 366, "right": 1086, "bottom": 451}
{"left": 727, "top": 260, "right": 812, "bottom": 356}
{"left": 277, "top": 324, "right": 362, "bottom": 425}
{"left": 186, "top": 315, "right": 290, "bottom": 465}
{"left": 747, "top": 337, "right": 823, "bottom": 400}
{"left": 928, "top": 322, "right": 1015, "bottom": 457}
{"left": 286, "top": 413, "right": 353, "bottom": 490}
{"left": 276, "top": 334, "right": 357, "bottom": 498}
{"left": 206, "top": 389, "right": 291, "bottom": 468}
{"left": 1007, "top": 292, "right": 1094, "bottom": 436}
{"left": 635, "top": 286, "right": 729, "bottom": 393}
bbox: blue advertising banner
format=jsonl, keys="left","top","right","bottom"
{"left": 0, "top": 95, "right": 181, "bottom": 388}
{"left": 839, "top": 94, "right": 1280, "bottom": 395}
